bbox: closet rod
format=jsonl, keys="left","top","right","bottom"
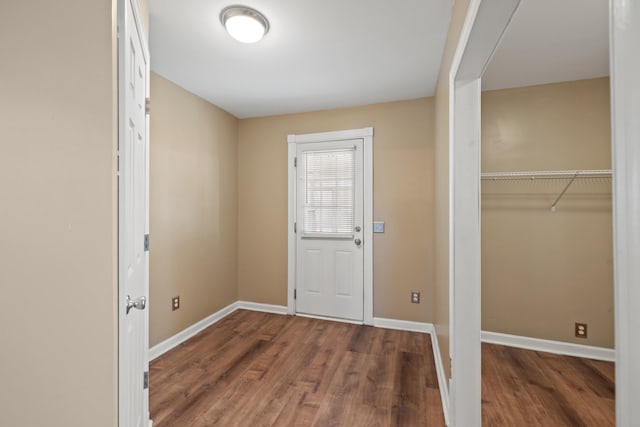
{"left": 481, "top": 169, "right": 612, "bottom": 180}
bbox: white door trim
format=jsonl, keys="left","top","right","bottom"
{"left": 117, "top": 0, "right": 150, "bottom": 425}
{"left": 448, "top": 1, "right": 520, "bottom": 425}
{"left": 610, "top": 1, "right": 640, "bottom": 424}
{"left": 287, "top": 127, "right": 373, "bottom": 325}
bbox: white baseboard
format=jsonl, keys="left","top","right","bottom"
{"left": 149, "top": 301, "right": 240, "bottom": 360}
{"left": 149, "top": 301, "right": 289, "bottom": 360}
{"left": 430, "top": 326, "right": 450, "bottom": 426}
{"left": 481, "top": 331, "right": 615, "bottom": 362}
{"left": 236, "top": 301, "right": 289, "bottom": 315}
{"left": 372, "top": 317, "right": 434, "bottom": 334}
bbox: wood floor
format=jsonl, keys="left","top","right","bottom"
{"left": 482, "top": 343, "right": 615, "bottom": 426}
{"left": 149, "top": 309, "right": 615, "bottom": 427}
{"left": 149, "top": 310, "right": 444, "bottom": 427}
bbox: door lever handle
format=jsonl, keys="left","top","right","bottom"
{"left": 126, "top": 295, "right": 147, "bottom": 315}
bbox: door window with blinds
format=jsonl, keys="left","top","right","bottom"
{"left": 301, "top": 148, "right": 355, "bottom": 238}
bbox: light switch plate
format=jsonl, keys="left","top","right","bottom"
{"left": 373, "top": 221, "right": 385, "bottom": 233}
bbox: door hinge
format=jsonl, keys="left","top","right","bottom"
{"left": 143, "top": 371, "right": 149, "bottom": 389}
{"left": 145, "top": 97, "right": 150, "bottom": 115}
{"left": 294, "top": 289, "right": 296, "bottom": 299}
{"left": 294, "top": 157, "right": 297, "bottom": 167}
{"left": 294, "top": 222, "right": 297, "bottom": 233}
{"left": 144, "top": 234, "right": 150, "bottom": 251}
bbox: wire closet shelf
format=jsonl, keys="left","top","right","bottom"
{"left": 480, "top": 169, "right": 612, "bottom": 212}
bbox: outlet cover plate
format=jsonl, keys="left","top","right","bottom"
{"left": 575, "top": 322, "right": 587, "bottom": 338}
{"left": 411, "top": 291, "right": 420, "bottom": 304}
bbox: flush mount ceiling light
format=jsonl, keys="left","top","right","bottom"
{"left": 220, "top": 5, "right": 270, "bottom": 44}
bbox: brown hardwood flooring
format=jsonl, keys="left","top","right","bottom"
{"left": 482, "top": 343, "right": 615, "bottom": 426}
{"left": 149, "top": 310, "right": 445, "bottom": 427}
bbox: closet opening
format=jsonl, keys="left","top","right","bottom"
{"left": 479, "top": 1, "right": 614, "bottom": 425}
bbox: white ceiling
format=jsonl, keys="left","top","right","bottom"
{"left": 149, "top": 0, "right": 454, "bottom": 118}
{"left": 149, "top": 0, "right": 609, "bottom": 118}
{"left": 482, "top": 0, "right": 609, "bottom": 91}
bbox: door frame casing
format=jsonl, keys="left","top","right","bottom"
{"left": 117, "top": 0, "right": 151, "bottom": 425}
{"left": 287, "top": 127, "right": 373, "bottom": 325}
{"left": 447, "top": 0, "right": 521, "bottom": 425}
{"left": 610, "top": 1, "right": 640, "bottom": 424}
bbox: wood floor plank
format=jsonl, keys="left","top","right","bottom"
{"left": 151, "top": 313, "right": 293, "bottom": 427}
{"left": 189, "top": 317, "right": 313, "bottom": 426}
{"left": 391, "top": 351, "right": 428, "bottom": 426}
{"left": 310, "top": 349, "right": 370, "bottom": 427}
{"left": 219, "top": 323, "right": 329, "bottom": 426}
{"left": 150, "top": 310, "right": 444, "bottom": 427}
{"left": 482, "top": 343, "right": 615, "bottom": 427}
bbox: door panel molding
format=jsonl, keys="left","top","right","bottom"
{"left": 288, "top": 128, "right": 373, "bottom": 325}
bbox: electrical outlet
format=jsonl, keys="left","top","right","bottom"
{"left": 172, "top": 296, "right": 180, "bottom": 311}
{"left": 575, "top": 322, "right": 587, "bottom": 338}
{"left": 411, "top": 291, "right": 420, "bottom": 304}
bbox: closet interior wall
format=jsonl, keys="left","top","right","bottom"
{"left": 480, "top": 77, "right": 614, "bottom": 348}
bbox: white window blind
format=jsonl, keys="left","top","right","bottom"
{"left": 303, "top": 148, "right": 355, "bottom": 236}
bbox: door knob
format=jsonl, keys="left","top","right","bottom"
{"left": 354, "top": 238, "right": 362, "bottom": 247}
{"left": 126, "top": 295, "right": 147, "bottom": 314}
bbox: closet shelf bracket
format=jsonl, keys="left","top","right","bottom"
{"left": 550, "top": 172, "right": 578, "bottom": 212}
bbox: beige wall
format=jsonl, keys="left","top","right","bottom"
{"left": 149, "top": 73, "right": 238, "bottom": 346}
{"left": 481, "top": 78, "right": 613, "bottom": 348}
{"left": 0, "top": 1, "right": 119, "bottom": 426}
{"left": 434, "top": 0, "right": 471, "bottom": 379}
{"left": 238, "top": 99, "right": 436, "bottom": 322}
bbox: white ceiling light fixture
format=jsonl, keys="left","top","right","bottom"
{"left": 220, "top": 5, "right": 270, "bottom": 44}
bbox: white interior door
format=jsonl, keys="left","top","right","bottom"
{"left": 118, "top": 0, "right": 149, "bottom": 425}
{"left": 295, "top": 139, "right": 364, "bottom": 321}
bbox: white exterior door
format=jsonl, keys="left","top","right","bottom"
{"left": 118, "top": 0, "right": 149, "bottom": 425}
{"left": 295, "top": 139, "right": 364, "bottom": 321}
